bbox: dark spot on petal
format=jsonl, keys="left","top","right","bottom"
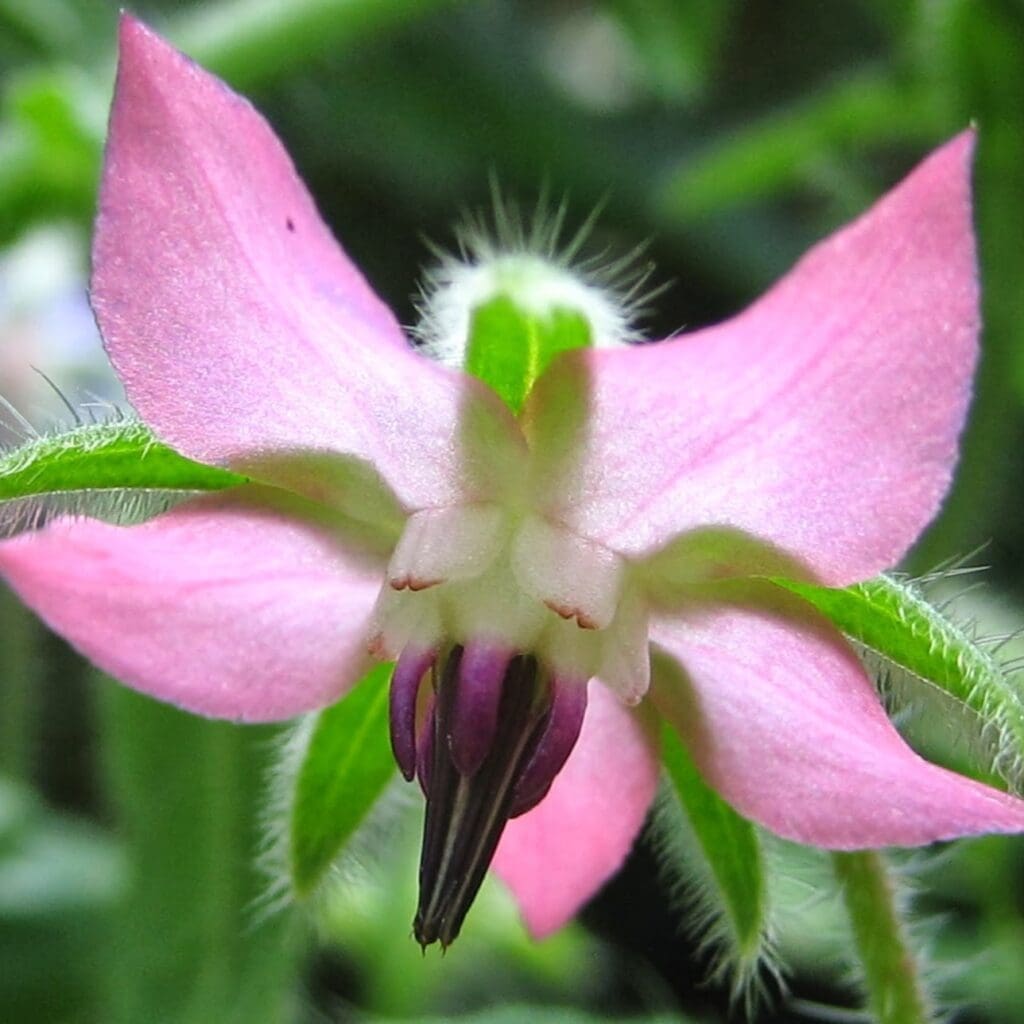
{"left": 544, "top": 599, "right": 599, "bottom": 630}
{"left": 389, "top": 575, "right": 442, "bottom": 592}
{"left": 286, "top": 217, "right": 295, "bottom": 232}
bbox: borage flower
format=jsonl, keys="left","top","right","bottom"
{"left": 3, "top": 16, "right": 1024, "bottom": 948}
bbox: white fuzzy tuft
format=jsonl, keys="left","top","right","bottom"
{"left": 413, "top": 191, "right": 656, "bottom": 367}
{"left": 416, "top": 254, "right": 634, "bottom": 366}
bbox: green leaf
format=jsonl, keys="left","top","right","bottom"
{"left": 656, "top": 721, "right": 773, "bottom": 999}
{"left": 0, "top": 420, "right": 247, "bottom": 535}
{"left": 290, "top": 663, "right": 396, "bottom": 895}
{"left": 769, "top": 574, "right": 1024, "bottom": 790}
{"left": 465, "top": 295, "right": 591, "bottom": 413}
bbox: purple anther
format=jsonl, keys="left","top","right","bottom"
{"left": 449, "top": 642, "right": 511, "bottom": 777}
{"left": 389, "top": 646, "right": 435, "bottom": 781}
{"left": 510, "top": 676, "right": 589, "bottom": 817}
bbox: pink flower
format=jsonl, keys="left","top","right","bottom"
{"left": 4, "top": 16, "right": 1024, "bottom": 945}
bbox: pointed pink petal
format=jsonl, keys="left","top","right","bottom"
{"left": 492, "top": 681, "right": 659, "bottom": 937}
{"left": 528, "top": 134, "right": 978, "bottom": 585}
{"left": 94, "top": 17, "right": 522, "bottom": 511}
{"left": 0, "top": 491, "right": 384, "bottom": 721}
{"left": 651, "top": 598, "right": 1024, "bottom": 847}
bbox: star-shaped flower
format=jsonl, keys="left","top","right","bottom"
{"left": 3, "top": 16, "right": 1023, "bottom": 946}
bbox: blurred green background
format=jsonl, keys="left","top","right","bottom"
{"left": 2, "top": 1, "right": 1024, "bottom": 1021}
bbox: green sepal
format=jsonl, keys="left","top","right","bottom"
{"left": 465, "top": 294, "right": 591, "bottom": 412}
{"left": 0, "top": 420, "right": 247, "bottom": 534}
{"left": 289, "top": 663, "right": 396, "bottom": 896}
{"left": 770, "top": 574, "right": 1024, "bottom": 789}
{"left": 0, "top": 420, "right": 245, "bottom": 497}
{"left": 657, "top": 723, "right": 772, "bottom": 997}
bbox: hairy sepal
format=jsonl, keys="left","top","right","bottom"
{"left": 654, "top": 721, "right": 778, "bottom": 1008}
{"left": 0, "top": 420, "right": 246, "bottom": 536}
{"left": 770, "top": 574, "right": 1024, "bottom": 791}
{"left": 289, "top": 664, "right": 396, "bottom": 897}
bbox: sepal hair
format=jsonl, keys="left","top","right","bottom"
{"left": 0, "top": 396, "right": 196, "bottom": 539}
{"left": 857, "top": 564, "right": 1024, "bottom": 795}
{"left": 254, "top": 713, "right": 414, "bottom": 926}
{"left": 413, "top": 182, "right": 662, "bottom": 366}
{"left": 648, "top": 780, "right": 785, "bottom": 1016}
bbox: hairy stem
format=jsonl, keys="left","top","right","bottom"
{"left": 99, "top": 682, "right": 300, "bottom": 1024}
{"left": 832, "top": 851, "right": 931, "bottom": 1024}
{"left": 0, "top": 585, "right": 39, "bottom": 780}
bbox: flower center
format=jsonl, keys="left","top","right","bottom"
{"left": 370, "top": 504, "right": 651, "bottom": 945}
{"left": 369, "top": 505, "right": 649, "bottom": 695}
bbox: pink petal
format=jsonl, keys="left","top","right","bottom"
{"left": 0, "top": 490, "right": 384, "bottom": 721}
{"left": 650, "top": 596, "right": 1024, "bottom": 848}
{"left": 527, "top": 133, "right": 978, "bottom": 585}
{"left": 94, "top": 17, "right": 523, "bottom": 512}
{"left": 492, "top": 680, "right": 659, "bottom": 937}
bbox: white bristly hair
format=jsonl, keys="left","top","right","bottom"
{"left": 413, "top": 186, "right": 660, "bottom": 366}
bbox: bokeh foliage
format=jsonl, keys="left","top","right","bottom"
{"left": 2, "top": 1, "right": 1024, "bottom": 1022}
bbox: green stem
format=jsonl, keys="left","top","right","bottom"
{"left": 99, "top": 681, "right": 301, "bottom": 1024}
{"left": 0, "top": 585, "right": 39, "bottom": 781}
{"left": 832, "top": 851, "right": 931, "bottom": 1024}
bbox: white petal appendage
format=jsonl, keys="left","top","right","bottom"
{"left": 387, "top": 504, "right": 507, "bottom": 592}
{"left": 512, "top": 515, "right": 624, "bottom": 631}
